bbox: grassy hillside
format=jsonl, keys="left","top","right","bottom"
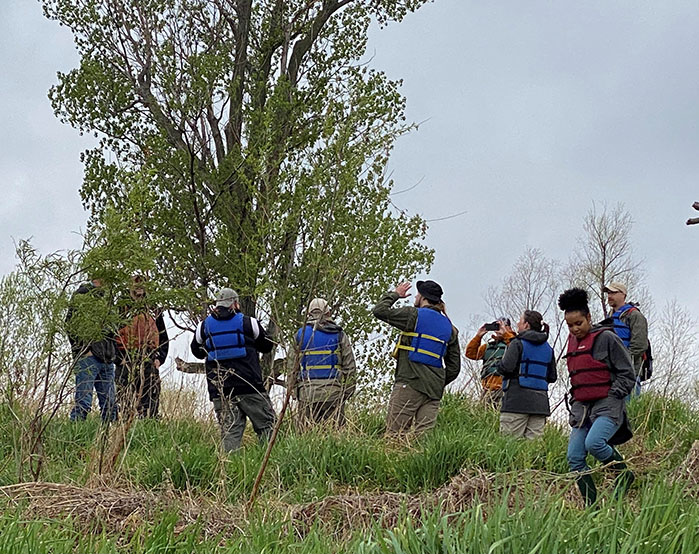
{"left": 0, "top": 392, "right": 697, "bottom": 553}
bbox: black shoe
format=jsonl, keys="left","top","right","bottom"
{"left": 602, "top": 447, "right": 635, "bottom": 498}
{"left": 576, "top": 473, "right": 597, "bottom": 507}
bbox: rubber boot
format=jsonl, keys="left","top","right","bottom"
{"left": 576, "top": 473, "right": 597, "bottom": 507}
{"left": 603, "top": 447, "right": 635, "bottom": 498}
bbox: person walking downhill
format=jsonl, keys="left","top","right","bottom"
{"left": 603, "top": 282, "right": 649, "bottom": 396}
{"left": 115, "top": 276, "right": 169, "bottom": 419}
{"left": 372, "top": 280, "right": 461, "bottom": 435}
{"left": 465, "top": 318, "right": 516, "bottom": 409}
{"left": 293, "top": 298, "right": 357, "bottom": 429}
{"left": 559, "top": 288, "right": 636, "bottom": 507}
{"left": 191, "top": 287, "right": 277, "bottom": 452}
{"left": 65, "top": 277, "right": 118, "bottom": 422}
{"left": 496, "top": 310, "right": 557, "bottom": 439}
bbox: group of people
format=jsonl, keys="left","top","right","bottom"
{"left": 66, "top": 275, "right": 648, "bottom": 507}
{"left": 466, "top": 281, "right": 648, "bottom": 505}
{"left": 65, "top": 276, "right": 169, "bottom": 423}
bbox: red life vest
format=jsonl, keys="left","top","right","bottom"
{"left": 565, "top": 329, "right": 612, "bottom": 402}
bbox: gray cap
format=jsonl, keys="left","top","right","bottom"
{"left": 214, "top": 287, "right": 239, "bottom": 308}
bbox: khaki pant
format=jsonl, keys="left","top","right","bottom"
{"left": 297, "top": 399, "right": 346, "bottom": 430}
{"left": 386, "top": 382, "right": 440, "bottom": 435}
{"left": 500, "top": 412, "right": 546, "bottom": 440}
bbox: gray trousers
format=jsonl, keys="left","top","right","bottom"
{"left": 212, "top": 392, "right": 277, "bottom": 452}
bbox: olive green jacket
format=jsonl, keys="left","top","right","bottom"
{"left": 619, "top": 305, "right": 649, "bottom": 376}
{"left": 372, "top": 291, "right": 461, "bottom": 400}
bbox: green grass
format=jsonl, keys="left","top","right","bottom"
{"left": 0, "top": 392, "right": 697, "bottom": 552}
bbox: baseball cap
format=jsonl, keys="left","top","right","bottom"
{"left": 416, "top": 280, "right": 443, "bottom": 302}
{"left": 603, "top": 282, "right": 627, "bottom": 295}
{"left": 214, "top": 287, "right": 239, "bottom": 308}
{"left": 308, "top": 298, "right": 330, "bottom": 315}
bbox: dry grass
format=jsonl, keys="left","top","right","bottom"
{"left": 0, "top": 480, "right": 246, "bottom": 541}
{"left": 670, "top": 439, "right": 699, "bottom": 495}
{"left": 290, "top": 469, "right": 493, "bottom": 537}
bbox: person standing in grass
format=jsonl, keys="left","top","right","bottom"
{"left": 65, "top": 277, "right": 118, "bottom": 422}
{"left": 465, "top": 318, "right": 516, "bottom": 409}
{"left": 558, "top": 288, "right": 636, "bottom": 507}
{"left": 495, "top": 310, "right": 557, "bottom": 439}
{"left": 373, "top": 280, "right": 461, "bottom": 435}
{"left": 292, "top": 298, "right": 357, "bottom": 429}
{"left": 603, "top": 281, "right": 649, "bottom": 396}
{"left": 191, "top": 287, "right": 277, "bottom": 452}
{"left": 115, "top": 276, "right": 169, "bottom": 419}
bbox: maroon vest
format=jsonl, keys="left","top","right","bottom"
{"left": 565, "top": 330, "right": 612, "bottom": 402}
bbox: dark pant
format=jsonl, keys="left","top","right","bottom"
{"left": 212, "top": 391, "right": 277, "bottom": 452}
{"left": 70, "top": 355, "right": 117, "bottom": 422}
{"left": 116, "top": 360, "right": 161, "bottom": 419}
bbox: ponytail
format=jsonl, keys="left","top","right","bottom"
{"left": 523, "top": 309, "right": 548, "bottom": 335}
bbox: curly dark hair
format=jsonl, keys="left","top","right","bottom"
{"left": 557, "top": 287, "right": 590, "bottom": 315}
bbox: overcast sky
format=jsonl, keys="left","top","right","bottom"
{"left": 2, "top": 0, "right": 698, "bottom": 349}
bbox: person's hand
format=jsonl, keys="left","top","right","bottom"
{"left": 498, "top": 320, "right": 509, "bottom": 335}
{"left": 395, "top": 282, "right": 412, "bottom": 298}
{"left": 154, "top": 359, "right": 161, "bottom": 369}
{"left": 476, "top": 325, "right": 487, "bottom": 338}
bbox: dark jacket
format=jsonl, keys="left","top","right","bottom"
{"left": 496, "top": 329, "right": 557, "bottom": 416}
{"left": 567, "top": 326, "right": 636, "bottom": 444}
{"left": 372, "top": 291, "right": 461, "bottom": 400}
{"left": 617, "top": 303, "right": 649, "bottom": 376}
{"left": 65, "top": 282, "right": 116, "bottom": 364}
{"left": 191, "top": 307, "right": 273, "bottom": 399}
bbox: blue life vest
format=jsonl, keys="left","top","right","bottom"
{"left": 517, "top": 339, "right": 553, "bottom": 391}
{"left": 612, "top": 304, "right": 635, "bottom": 348}
{"left": 396, "top": 308, "right": 452, "bottom": 368}
{"left": 203, "top": 312, "right": 247, "bottom": 362}
{"left": 296, "top": 325, "right": 340, "bottom": 380}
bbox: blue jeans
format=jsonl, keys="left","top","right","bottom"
{"left": 70, "top": 356, "right": 118, "bottom": 422}
{"left": 567, "top": 416, "right": 620, "bottom": 472}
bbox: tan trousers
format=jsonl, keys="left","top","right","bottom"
{"left": 297, "top": 399, "right": 346, "bottom": 430}
{"left": 386, "top": 382, "right": 440, "bottom": 435}
{"left": 500, "top": 412, "right": 546, "bottom": 440}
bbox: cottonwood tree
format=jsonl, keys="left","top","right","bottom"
{"left": 43, "top": 0, "right": 434, "bottom": 382}
{"left": 567, "top": 203, "right": 649, "bottom": 320}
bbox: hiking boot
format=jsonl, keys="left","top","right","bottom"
{"left": 576, "top": 473, "right": 597, "bottom": 507}
{"left": 603, "top": 447, "right": 635, "bottom": 498}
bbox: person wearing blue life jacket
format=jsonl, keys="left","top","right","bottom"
{"left": 292, "top": 298, "right": 357, "bottom": 429}
{"left": 190, "top": 287, "right": 276, "bottom": 452}
{"left": 495, "top": 310, "right": 557, "bottom": 439}
{"left": 373, "top": 280, "right": 461, "bottom": 435}
{"left": 603, "top": 282, "right": 648, "bottom": 396}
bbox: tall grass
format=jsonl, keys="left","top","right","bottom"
{"left": 0, "top": 392, "right": 697, "bottom": 552}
